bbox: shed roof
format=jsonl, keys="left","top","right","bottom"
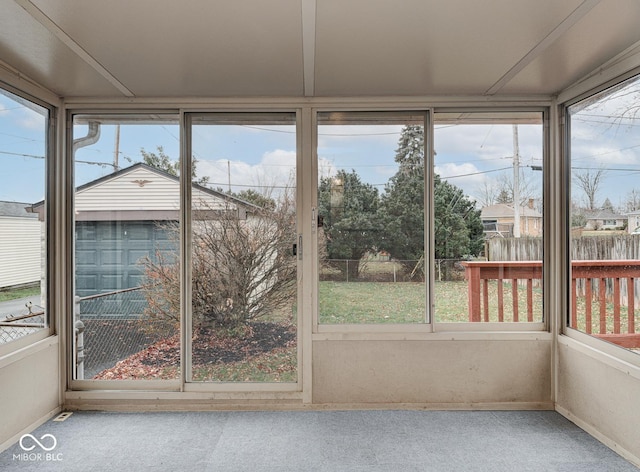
{"left": 0, "top": 201, "right": 38, "bottom": 218}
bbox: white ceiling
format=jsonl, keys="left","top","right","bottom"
{"left": 1, "top": 0, "right": 640, "bottom": 99}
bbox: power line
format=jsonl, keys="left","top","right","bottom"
{"left": 0, "top": 131, "right": 44, "bottom": 143}
{"left": 440, "top": 166, "right": 512, "bottom": 179}
{"left": 205, "top": 181, "right": 292, "bottom": 189}
{"left": 0, "top": 150, "right": 44, "bottom": 159}
{"left": 572, "top": 142, "right": 640, "bottom": 160}
{"left": 243, "top": 125, "right": 403, "bottom": 137}
{"left": 0, "top": 150, "right": 114, "bottom": 167}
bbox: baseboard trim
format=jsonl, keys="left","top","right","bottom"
{"left": 0, "top": 406, "right": 61, "bottom": 454}
{"left": 556, "top": 405, "right": 640, "bottom": 468}
{"left": 63, "top": 397, "right": 553, "bottom": 412}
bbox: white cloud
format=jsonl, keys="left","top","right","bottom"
{"left": 436, "top": 162, "right": 488, "bottom": 198}
{"left": 199, "top": 149, "right": 297, "bottom": 193}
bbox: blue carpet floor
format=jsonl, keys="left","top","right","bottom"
{"left": 0, "top": 410, "right": 637, "bottom": 471}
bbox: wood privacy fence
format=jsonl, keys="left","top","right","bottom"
{"left": 486, "top": 234, "right": 640, "bottom": 262}
{"left": 486, "top": 234, "right": 640, "bottom": 308}
{"left": 461, "top": 260, "right": 640, "bottom": 348}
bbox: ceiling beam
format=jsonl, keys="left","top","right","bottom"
{"left": 485, "top": 0, "right": 601, "bottom": 96}
{"left": 301, "top": 0, "right": 317, "bottom": 97}
{"left": 13, "top": 0, "right": 135, "bottom": 97}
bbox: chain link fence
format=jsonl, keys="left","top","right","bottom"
{"left": 320, "top": 258, "right": 468, "bottom": 283}
{"left": 76, "top": 287, "right": 168, "bottom": 379}
{"left": 0, "top": 308, "right": 46, "bottom": 344}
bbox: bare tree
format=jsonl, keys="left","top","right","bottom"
{"left": 141, "top": 187, "right": 297, "bottom": 334}
{"left": 623, "top": 189, "right": 640, "bottom": 212}
{"left": 573, "top": 168, "right": 606, "bottom": 210}
{"left": 474, "top": 180, "right": 500, "bottom": 207}
{"left": 496, "top": 169, "right": 540, "bottom": 206}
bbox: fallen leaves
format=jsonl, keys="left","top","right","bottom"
{"left": 93, "top": 322, "right": 296, "bottom": 381}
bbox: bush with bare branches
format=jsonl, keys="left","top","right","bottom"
{"left": 141, "top": 189, "right": 296, "bottom": 334}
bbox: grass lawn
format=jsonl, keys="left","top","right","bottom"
{"left": 319, "top": 281, "right": 426, "bottom": 323}
{"left": 0, "top": 286, "right": 40, "bottom": 302}
{"left": 573, "top": 296, "right": 640, "bottom": 335}
{"left": 318, "top": 280, "right": 544, "bottom": 323}
{"left": 95, "top": 279, "right": 639, "bottom": 381}
{"left": 192, "top": 347, "right": 297, "bottom": 382}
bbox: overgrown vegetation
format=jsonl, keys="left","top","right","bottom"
{"left": 141, "top": 189, "right": 297, "bottom": 333}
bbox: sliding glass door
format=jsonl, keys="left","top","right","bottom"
{"left": 188, "top": 113, "right": 299, "bottom": 382}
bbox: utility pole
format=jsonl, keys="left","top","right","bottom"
{"left": 227, "top": 160, "right": 231, "bottom": 193}
{"left": 512, "top": 124, "right": 521, "bottom": 238}
{"left": 113, "top": 124, "right": 120, "bottom": 171}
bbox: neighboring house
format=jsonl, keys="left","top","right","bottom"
{"left": 584, "top": 209, "right": 627, "bottom": 231}
{"left": 0, "top": 201, "right": 41, "bottom": 289}
{"left": 627, "top": 210, "right": 640, "bottom": 234}
{"left": 31, "top": 163, "right": 259, "bottom": 300}
{"left": 480, "top": 200, "right": 542, "bottom": 238}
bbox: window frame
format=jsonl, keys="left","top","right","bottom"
{"left": 0, "top": 83, "right": 55, "bottom": 358}
{"left": 67, "top": 109, "right": 183, "bottom": 390}
{"left": 563, "top": 72, "right": 640, "bottom": 362}
{"left": 312, "top": 107, "right": 549, "bottom": 335}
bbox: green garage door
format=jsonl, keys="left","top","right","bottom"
{"left": 75, "top": 221, "right": 174, "bottom": 316}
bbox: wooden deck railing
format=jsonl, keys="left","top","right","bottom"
{"left": 461, "top": 260, "right": 640, "bottom": 348}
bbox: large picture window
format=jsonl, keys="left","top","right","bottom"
{"left": 568, "top": 75, "right": 640, "bottom": 354}
{"left": 0, "top": 88, "right": 49, "bottom": 350}
{"left": 315, "top": 110, "right": 545, "bottom": 327}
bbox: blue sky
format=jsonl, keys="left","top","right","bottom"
{"left": 2, "top": 89, "right": 640, "bottom": 211}
{"left": 0, "top": 91, "right": 47, "bottom": 203}
{"left": 569, "top": 76, "right": 640, "bottom": 210}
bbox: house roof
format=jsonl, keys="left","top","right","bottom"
{"left": 31, "top": 163, "right": 262, "bottom": 213}
{"left": 0, "top": 201, "right": 38, "bottom": 218}
{"left": 79, "top": 163, "right": 260, "bottom": 209}
{"left": 1, "top": 1, "right": 639, "bottom": 99}
{"left": 481, "top": 203, "right": 542, "bottom": 219}
{"left": 584, "top": 209, "right": 626, "bottom": 220}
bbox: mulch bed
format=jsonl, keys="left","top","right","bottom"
{"left": 93, "top": 321, "right": 296, "bottom": 380}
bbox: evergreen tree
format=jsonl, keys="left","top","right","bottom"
{"left": 379, "top": 125, "right": 426, "bottom": 274}
{"left": 380, "top": 125, "right": 483, "bottom": 278}
{"left": 318, "top": 169, "right": 381, "bottom": 279}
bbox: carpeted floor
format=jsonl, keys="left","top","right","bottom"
{"left": 0, "top": 410, "right": 637, "bottom": 471}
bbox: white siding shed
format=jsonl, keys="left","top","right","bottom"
{"left": 0, "top": 202, "right": 41, "bottom": 289}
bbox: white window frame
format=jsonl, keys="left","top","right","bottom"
{"left": 0, "top": 83, "right": 56, "bottom": 359}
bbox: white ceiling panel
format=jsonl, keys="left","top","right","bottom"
{"left": 29, "top": 0, "right": 304, "bottom": 97}
{"left": 2, "top": 0, "right": 640, "bottom": 99}
{"left": 0, "top": 0, "right": 123, "bottom": 97}
{"left": 314, "top": 0, "right": 584, "bottom": 96}
{"left": 500, "top": 0, "right": 640, "bottom": 95}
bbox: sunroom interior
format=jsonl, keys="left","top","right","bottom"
{"left": 1, "top": 0, "right": 640, "bottom": 468}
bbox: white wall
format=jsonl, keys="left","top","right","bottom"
{"left": 556, "top": 337, "right": 640, "bottom": 466}
{"left": 0, "top": 338, "right": 60, "bottom": 449}
{"left": 313, "top": 339, "right": 552, "bottom": 406}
